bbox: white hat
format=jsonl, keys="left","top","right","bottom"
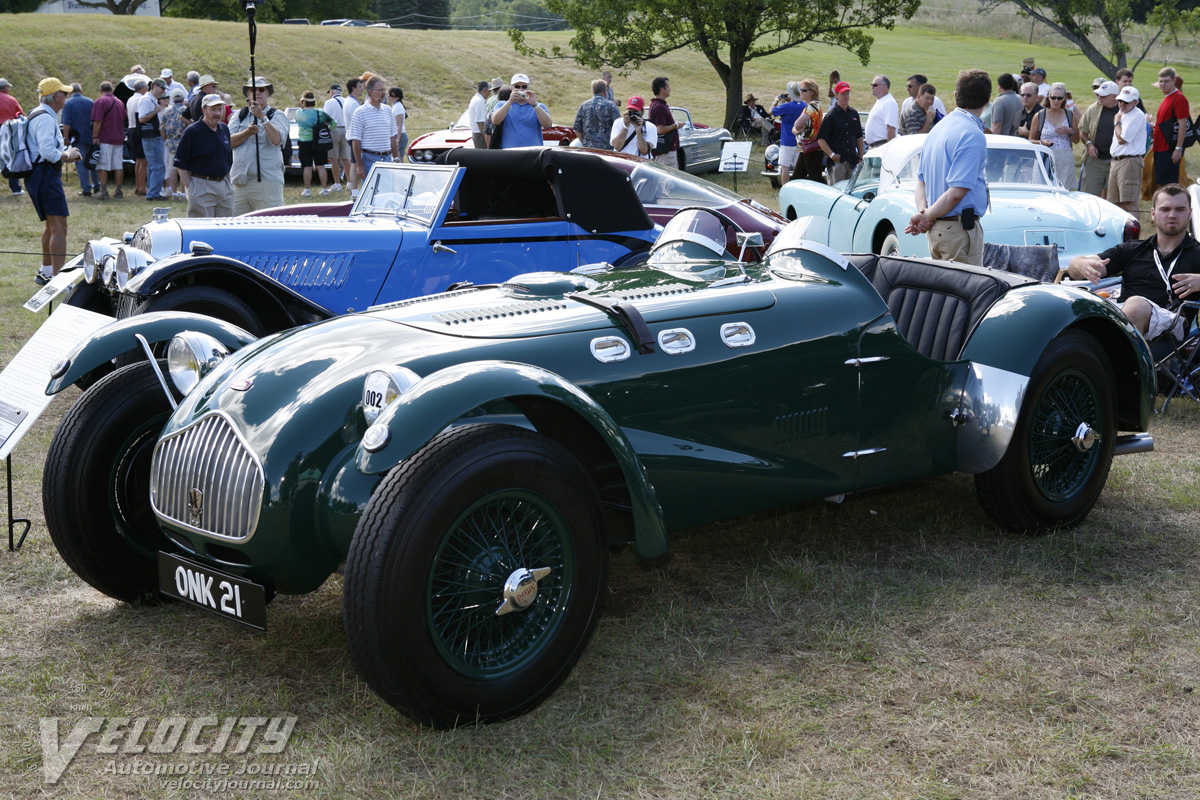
{"left": 1094, "top": 81, "right": 1118, "bottom": 97}
{"left": 160, "top": 68, "right": 173, "bottom": 78}
{"left": 510, "top": 73, "right": 531, "bottom": 86}
{"left": 1117, "top": 86, "right": 1140, "bottom": 103}
{"left": 201, "top": 93, "right": 226, "bottom": 108}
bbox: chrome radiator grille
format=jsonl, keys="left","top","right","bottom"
{"left": 150, "top": 413, "right": 265, "bottom": 540}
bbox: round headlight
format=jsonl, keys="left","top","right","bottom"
{"left": 102, "top": 253, "right": 118, "bottom": 287}
{"left": 130, "top": 226, "right": 153, "bottom": 255}
{"left": 362, "top": 367, "right": 420, "bottom": 423}
{"left": 765, "top": 144, "right": 780, "bottom": 163}
{"left": 115, "top": 249, "right": 130, "bottom": 290}
{"left": 83, "top": 242, "right": 97, "bottom": 283}
{"left": 167, "top": 332, "right": 230, "bottom": 395}
{"left": 422, "top": 150, "right": 434, "bottom": 162}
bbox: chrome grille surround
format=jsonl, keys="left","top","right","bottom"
{"left": 150, "top": 411, "right": 265, "bottom": 542}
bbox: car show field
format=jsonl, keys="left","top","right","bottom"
{"left": 3, "top": 13, "right": 1200, "bottom": 800}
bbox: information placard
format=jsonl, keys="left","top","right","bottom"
{"left": 24, "top": 269, "right": 84, "bottom": 313}
{"left": 718, "top": 142, "right": 754, "bottom": 173}
{"left": 0, "top": 304, "right": 114, "bottom": 460}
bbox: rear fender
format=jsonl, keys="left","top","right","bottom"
{"left": 356, "top": 360, "right": 670, "bottom": 558}
{"left": 46, "top": 312, "right": 258, "bottom": 395}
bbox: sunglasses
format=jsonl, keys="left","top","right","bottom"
{"left": 513, "top": 84, "right": 529, "bottom": 89}
{"left": 1049, "top": 96, "right": 1065, "bottom": 100}
{"left": 1021, "top": 92, "right": 1036, "bottom": 97}
{"left": 870, "top": 83, "right": 882, "bottom": 88}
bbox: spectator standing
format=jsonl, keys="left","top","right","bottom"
{"left": 485, "top": 78, "right": 503, "bottom": 117}
{"left": 793, "top": 79, "right": 824, "bottom": 182}
{"left": 323, "top": 84, "right": 352, "bottom": 193}
{"left": 771, "top": 83, "right": 808, "bottom": 185}
{"left": 990, "top": 73, "right": 1023, "bottom": 136}
{"left": 174, "top": 93, "right": 234, "bottom": 218}
{"left": 348, "top": 76, "right": 399, "bottom": 183}
{"left": 1029, "top": 82, "right": 1079, "bottom": 188}
{"left": 127, "top": 79, "right": 148, "bottom": 195}
{"left": 160, "top": 69, "right": 177, "bottom": 92}
{"left": 491, "top": 73, "right": 552, "bottom": 149}
{"left": 574, "top": 79, "right": 620, "bottom": 150}
{"left": 610, "top": 95, "right": 656, "bottom": 157}
{"left": 389, "top": 87, "right": 407, "bottom": 155}
{"left": 138, "top": 78, "right": 170, "bottom": 200}
{"left": 602, "top": 71, "right": 614, "bottom": 102}
{"left": 1078, "top": 81, "right": 1119, "bottom": 197}
{"left": 228, "top": 76, "right": 288, "bottom": 214}
{"left": 185, "top": 70, "right": 201, "bottom": 100}
{"left": 1030, "top": 67, "right": 1049, "bottom": 97}
{"left": 816, "top": 80, "right": 864, "bottom": 185}
{"left": 1107, "top": 86, "right": 1147, "bottom": 216}
{"left": 160, "top": 86, "right": 190, "bottom": 199}
{"left": 342, "top": 78, "right": 364, "bottom": 196}
{"left": 1015, "top": 81, "right": 1041, "bottom": 139}
{"left": 468, "top": 80, "right": 491, "bottom": 150}
{"left": 827, "top": 71, "right": 841, "bottom": 113}
{"left": 61, "top": 83, "right": 97, "bottom": 197}
{"left": 295, "top": 90, "right": 334, "bottom": 196}
{"left": 1153, "top": 67, "right": 1190, "bottom": 188}
{"left": 26, "top": 78, "right": 81, "bottom": 284}
{"left": 187, "top": 74, "right": 219, "bottom": 122}
{"left": 898, "top": 84, "right": 940, "bottom": 135}
{"left": 0, "top": 78, "right": 22, "bottom": 196}
{"left": 900, "top": 74, "right": 946, "bottom": 118}
{"left": 863, "top": 75, "right": 897, "bottom": 148}
{"left": 905, "top": 69, "right": 991, "bottom": 266}
{"left": 647, "top": 76, "right": 683, "bottom": 168}
{"left": 89, "top": 81, "right": 125, "bottom": 199}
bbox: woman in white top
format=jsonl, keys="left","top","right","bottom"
{"left": 389, "top": 87, "right": 407, "bottom": 157}
{"left": 1029, "top": 82, "right": 1080, "bottom": 189}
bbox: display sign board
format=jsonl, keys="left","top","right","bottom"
{"left": 719, "top": 142, "right": 753, "bottom": 173}
{"left": 24, "top": 269, "right": 84, "bottom": 313}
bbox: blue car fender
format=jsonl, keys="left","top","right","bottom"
{"left": 355, "top": 360, "right": 671, "bottom": 558}
{"left": 46, "top": 311, "right": 259, "bottom": 395}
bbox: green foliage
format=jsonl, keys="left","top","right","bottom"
{"left": 69, "top": 0, "right": 152, "bottom": 12}
{"left": 163, "top": 0, "right": 372, "bottom": 23}
{"left": 452, "top": 0, "right": 565, "bottom": 30}
{"left": 511, "top": 0, "right": 920, "bottom": 129}
{"left": 985, "top": 0, "right": 1200, "bottom": 76}
{"left": 0, "top": 0, "right": 43, "bottom": 11}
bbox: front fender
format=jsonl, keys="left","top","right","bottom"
{"left": 961, "top": 284, "right": 1155, "bottom": 431}
{"left": 46, "top": 311, "right": 258, "bottom": 395}
{"left": 356, "top": 360, "right": 670, "bottom": 558}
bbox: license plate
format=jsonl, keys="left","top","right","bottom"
{"left": 158, "top": 552, "right": 268, "bottom": 630}
{"left": 1024, "top": 229, "right": 1066, "bottom": 251}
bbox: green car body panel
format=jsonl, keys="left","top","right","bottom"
{"left": 46, "top": 231, "right": 1154, "bottom": 597}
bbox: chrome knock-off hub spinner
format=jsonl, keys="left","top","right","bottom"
{"left": 1072, "top": 422, "right": 1098, "bottom": 452}
{"left": 495, "top": 566, "right": 552, "bottom": 616}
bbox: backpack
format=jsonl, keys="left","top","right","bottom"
{"left": 0, "top": 109, "right": 49, "bottom": 180}
{"left": 312, "top": 111, "right": 333, "bottom": 152}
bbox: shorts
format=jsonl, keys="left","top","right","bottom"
{"left": 329, "top": 127, "right": 351, "bottom": 161}
{"left": 1120, "top": 297, "right": 1184, "bottom": 341}
{"left": 24, "top": 162, "right": 69, "bottom": 222}
{"left": 778, "top": 145, "right": 799, "bottom": 170}
{"left": 1107, "top": 156, "right": 1142, "bottom": 203}
{"left": 298, "top": 140, "right": 328, "bottom": 168}
{"left": 98, "top": 142, "right": 124, "bottom": 171}
{"left": 128, "top": 131, "right": 145, "bottom": 160}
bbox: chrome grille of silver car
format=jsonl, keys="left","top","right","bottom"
{"left": 150, "top": 412, "right": 264, "bottom": 541}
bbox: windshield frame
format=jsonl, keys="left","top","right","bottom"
{"left": 349, "top": 162, "right": 459, "bottom": 226}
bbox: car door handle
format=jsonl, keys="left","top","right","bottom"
{"left": 433, "top": 241, "right": 458, "bottom": 255}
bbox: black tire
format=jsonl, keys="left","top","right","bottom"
{"left": 42, "top": 361, "right": 180, "bottom": 603}
{"left": 134, "top": 285, "right": 266, "bottom": 336}
{"left": 343, "top": 424, "right": 608, "bottom": 728}
{"left": 769, "top": 176, "right": 781, "bottom": 189}
{"left": 878, "top": 230, "right": 900, "bottom": 257}
{"left": 975, "top": 330, "right": 1116, "bottom": 533}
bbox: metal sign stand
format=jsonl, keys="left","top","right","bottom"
{"left": 7, "top": 455, "right": 30, "bottom": 551}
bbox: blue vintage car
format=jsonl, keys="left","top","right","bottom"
{"left": 43, "top": 209, "right": 1154, "bottom": 728}
{"left": 777, "top": 134, "right": 1139, "bottom": 267}
{"left": 66, "top": 148, "right": 661, "bottom": 335}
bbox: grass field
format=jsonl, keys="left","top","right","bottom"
{"left": 2, "top": 14, "right": 1200, "bottom": 800}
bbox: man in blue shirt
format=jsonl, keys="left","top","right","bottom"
{"left": 174, "top": 94, "right": 234, "bottom": 218}
{"left": 26, "top": 78, "right": 82, "bottom": 284}
{"left": 61, "top": 83, "right": 97, "bottom": 196}
{"left": 491, "top": 73, "right": 552, "bottom": 149}
{"left": 906, "top": 69, "right": 991, "bottom": 266}
{"left": 770, "top": 83, "right": 807, "bottom": 186}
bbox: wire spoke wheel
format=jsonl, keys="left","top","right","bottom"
{"left": 1028, "top": 369, "right": 1103, "bottom": 500}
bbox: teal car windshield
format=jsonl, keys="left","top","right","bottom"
{"left": 352, "top": 164, "right": 456, "bottom": 225}
{"left": 630, "top": 161, "right": 744, "bottom": 208}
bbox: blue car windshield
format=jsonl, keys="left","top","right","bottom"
{"left": 353, "top": 164, "right": 455, "bottom": 225}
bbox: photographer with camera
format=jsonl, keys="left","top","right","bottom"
{"left": 490, "top": 73, "right": 552, "bottom": 149}
{"left": 610, "top": 96, "right": 657, "bottom": 158}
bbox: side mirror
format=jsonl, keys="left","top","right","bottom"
{"left": 735, "top": 231, "right": 764, "bottom": 262}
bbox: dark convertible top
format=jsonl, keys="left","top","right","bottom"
{"left": 438, "top": 148, "right": 655, "bottom": 234}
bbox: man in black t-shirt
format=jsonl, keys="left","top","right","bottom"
{"left": 1068, "top": 184, "right": 1199, "bottom": 339}
{"left": 1077, "top": 81, "right": 1120, "bottom": 197}
{"left": 816, "top": 80, "right": 863, "bottom": 185}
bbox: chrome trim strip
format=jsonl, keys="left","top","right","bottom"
{"left": 841, "top": 447, "right": 887, "bottom": 459}
{"left": 956, "top": 363, "right": 1029, "bottom": 473}
{"left": 844, "top": 356, "right": 891, "bottom": 366}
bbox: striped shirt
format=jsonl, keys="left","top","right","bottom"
{"left": 347, "top": 101, "right": 396, "bottom": 152}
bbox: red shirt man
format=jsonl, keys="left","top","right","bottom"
{"left": 0, "top": 78, "right": 23, "bottom": 195}
{"left": 1153, "top": 67, "right": 1190, "bottom": 187}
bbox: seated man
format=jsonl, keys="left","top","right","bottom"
{"left": 1068, "top": 184, "right": 1199, "bottom": 339}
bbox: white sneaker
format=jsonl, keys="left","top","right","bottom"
{"left": 301, "top": 188, "right": 312, "bottom": 197}
{"left": 351, "top": 189, "right": 360, "bottom": 199}
{"left": 329, "top": 182, "right": 342, "bottom": 192}
{"left": 319, "top": 188, "right": 330, "bottom": 196}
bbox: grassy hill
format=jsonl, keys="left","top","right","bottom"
{"left": 3, "top": 12, "right": 1198, "bottom": 137}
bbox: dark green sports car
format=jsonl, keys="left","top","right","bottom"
{"left": 43, "top": 209, "right": 1155, "bottom": 728}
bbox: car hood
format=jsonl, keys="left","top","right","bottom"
{"left": 985, "top": 189, "right": 1111, "bottom": 231}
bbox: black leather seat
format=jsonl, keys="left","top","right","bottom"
{"left": 849, "top": 254, "right": 1037, "bottom": 361}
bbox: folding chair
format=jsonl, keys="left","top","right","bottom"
{"left": 1153, "top": 299, "right": 1200, "bottom": 413}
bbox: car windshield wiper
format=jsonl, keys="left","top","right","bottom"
{"left": 565, "top": 293, "right": 655, "bottom": 354}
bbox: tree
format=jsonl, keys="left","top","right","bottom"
{"left": 510, "top": 0, "right": 920, "bottom": 130}
{"left": 982, "top": 0, "right": 1200, "bottom": 77}
{"left": 163, "top": 0, "right": 372, "bottom": 22}
{"left": 70, "top": 0, "right": 153, "bottom": 12}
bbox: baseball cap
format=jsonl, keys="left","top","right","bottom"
{"left": 1092, "top": 76, "right": 1106, "bottom": 88}
{"left": 170, "top": 86, "right": 186, "bottom": 101}
{"left": 1117, "top": 86, "right": 1140, "bottom": 102}
{"left": 834, "top": 81, "right": 851, "bottom": 94}
{"left": 38, "top": 77, "right": 71, "bottom": 97}
{"left": 1094, "top": 81, "right": 1118, "bottom": 97}
{"left": 0, "top": 78, "right": 12, "bottom": 89}
{"left": 151, "top": 78, "right": 168, "bottom": 89}
{"left": 511, "top": 73, "right": 531, "bottom": 86}
{"left": 626, "top": 95, "right": 645, "bottom": 111}
{"left": 201, "top": 93, "right": 226, "bottom": 107}
{"left": 1031, "top": 67, "right": 1047, "bottom": 77}
{"left": 329, "top": 84, "right": 341, "bottom": 93}
{"left": 161, "top": 68, "right": 173, "bottom": 78}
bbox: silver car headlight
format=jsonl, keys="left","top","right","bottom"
{"left": 115, "top": 248, "right": 154, "bottom": 292}
{"left": 362, "top": 367, "right": 421, "bottom": 423}
{"left": 101, "top": 254, "right": 118, "bottom": 287}
{"left": 130, "top": 225, "right": 153, "bottom": 255}
{"left": 83, "top": 240, "right": 117, "bottom": 283}
{"left": 167, "top": 332, "right": 230, "bottom": 395}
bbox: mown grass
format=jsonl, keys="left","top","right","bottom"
{"left": 2, "top": 17, "right": 1200, "bottom": 800}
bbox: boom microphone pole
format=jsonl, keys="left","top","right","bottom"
{"left": 243, "top": 0, "right": 261, "bottom": 182}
